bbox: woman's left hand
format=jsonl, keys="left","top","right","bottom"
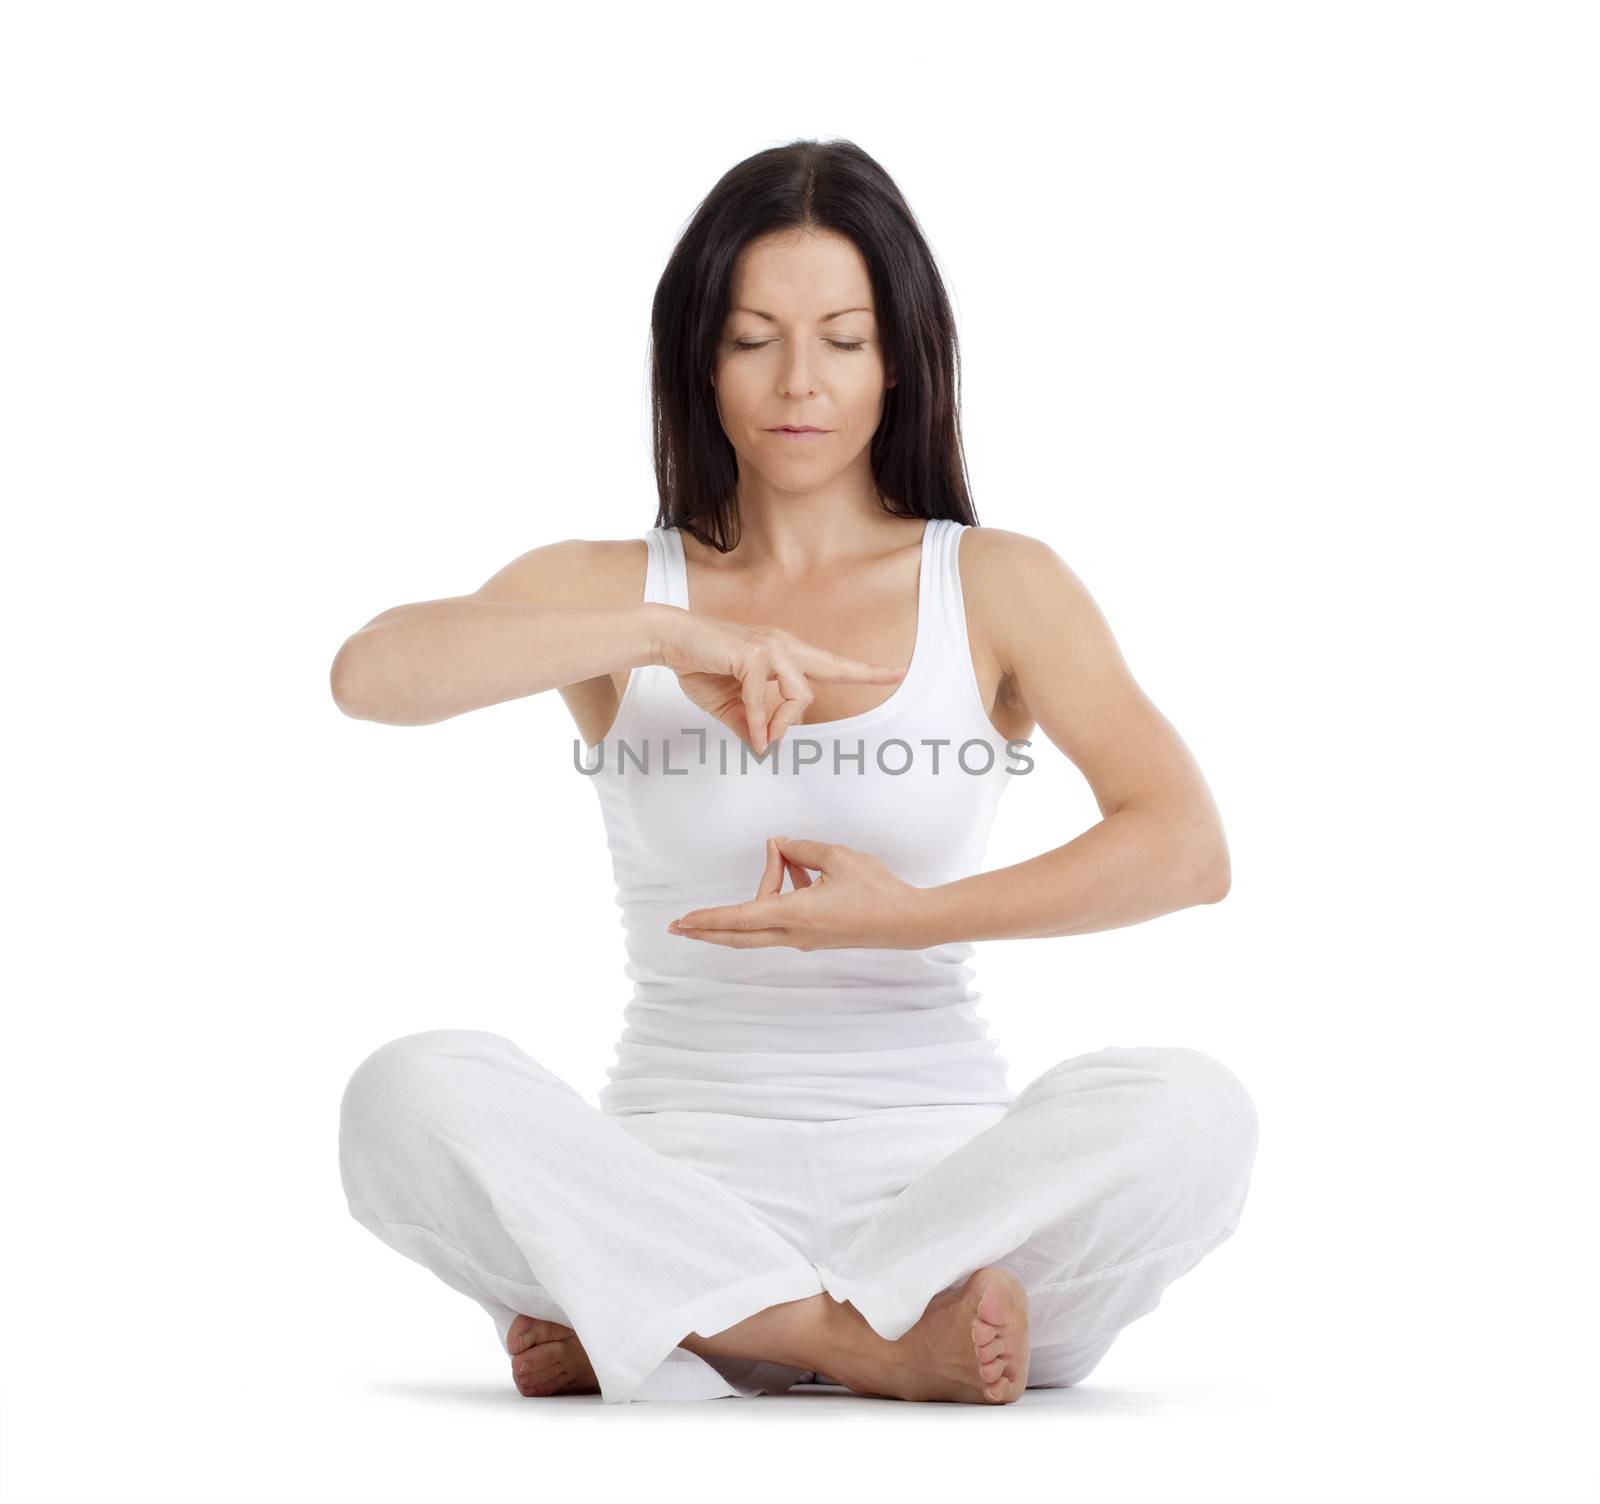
{"left": 667, "top": 836, "right": 929, "bottom": 951}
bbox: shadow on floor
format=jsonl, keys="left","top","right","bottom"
{"left": 360, "top": 1378, "right": 1213, "bottom": 1414}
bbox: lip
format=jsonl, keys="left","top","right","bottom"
{"left": 767, "top": 426, "right": 830, "bottom": 436}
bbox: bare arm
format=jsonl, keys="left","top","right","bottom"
{"left": 329, "top": 539, "right": 670, "bottom": 726}
{"left": 911, "top": 530, "right": 1230, "bottom": 945}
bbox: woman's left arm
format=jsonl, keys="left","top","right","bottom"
{"left": 668, "top": 532, "right": 1229, "bottom": 952}
{"left": 909, "top": 529, "right": 1229, "bottom": 944}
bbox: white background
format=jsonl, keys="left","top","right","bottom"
{"left": 3, "top": 3, "right": 1595, "bottom": 1502}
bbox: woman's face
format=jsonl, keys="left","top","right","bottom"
{"left": 711, "top": 228, "right": 895, "bottom": 492}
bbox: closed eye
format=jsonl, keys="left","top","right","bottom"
{"left": 732, "top": 340, "right": 867, "bottom": 353}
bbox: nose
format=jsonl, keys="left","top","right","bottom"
{"left": 778, "top": 346, "right": 819, "bottom": 400}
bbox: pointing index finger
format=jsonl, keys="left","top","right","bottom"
{"left": 792, "top": 641, "right": 908, "bottom": 684}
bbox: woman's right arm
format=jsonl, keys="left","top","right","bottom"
{"left": 329, "top": 538, "right": 669, "bottom": 727}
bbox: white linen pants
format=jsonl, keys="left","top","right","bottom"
{"left": 337, "top": 1030, "right": 1259, "bottom": 1404}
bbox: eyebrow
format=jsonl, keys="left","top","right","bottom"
{"left": 731, "top": 306, "right": 873, "bottom": 322}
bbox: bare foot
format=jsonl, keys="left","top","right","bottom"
{"left": 878, "top": 1266, "right": 1031, "bottom": 1404}
{"left": 506, "top": 1314, "right": 600, "bottom": 1397}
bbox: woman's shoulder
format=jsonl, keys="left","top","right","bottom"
{"left": 955, "top": 524, "right": 1091, "bottom": 681}
{"left": 956, "top": 524, "right": 1079, "bottom": 609}
{"left": 957, "top": 522, "right": 1062, "bottom": 566}
{"left": 470, "top": 534, "right": 650, "bottom": 610}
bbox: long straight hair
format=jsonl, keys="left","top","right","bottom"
{"left": 648, "top": 138, "right": 977, "bottom": 552}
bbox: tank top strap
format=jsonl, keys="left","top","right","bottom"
{"left": 642, "top": 526, "right": 688, "bottom": 609}
{"left": 922, "top": 516, "right": 969, "bottom": 652}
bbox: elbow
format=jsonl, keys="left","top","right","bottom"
{"left": 330, "top": 639, "right": 381, "bottom": 720}
{"left": 329, "top": 638, "right": 445, "bottom": 726}
{"left": 1194, "top": 842, "right": 1231, "bottom": 904}
{"left": 1149, "top": 803, "right": 1229, "bottom": 906}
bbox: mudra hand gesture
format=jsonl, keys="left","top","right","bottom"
{"left": 668, "top": 836, "right": 929, "bottom": 951}
{"left": 657, "top": 611, "right": 905, "bottom": 754}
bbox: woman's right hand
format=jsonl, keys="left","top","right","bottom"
{"left": 655, "top": 608, "right": 906, "bottom": 754}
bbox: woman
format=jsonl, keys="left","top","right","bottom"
{"left": 332, "top": 139, "right": 1259, "bottom": 1407}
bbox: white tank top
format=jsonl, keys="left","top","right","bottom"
{"left": 581, "top": 516, "right": 1023, "bottom": 1120}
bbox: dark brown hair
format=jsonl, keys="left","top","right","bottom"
{"left": 648, "top": 138, "right": 977, "bottom": 552}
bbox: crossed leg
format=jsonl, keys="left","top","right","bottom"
{"left": 339, "top": 1032, "right": 1258, "bottom": 1403}
{"left": 337, "top": 1028, "right": 833, "bottom": 1403}
{"left": 810, "top": 1045, "right": 1261, "bottom": 1389}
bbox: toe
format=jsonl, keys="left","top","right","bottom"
{"left": 509, "top": 1316, "right": 573, "bottom": 1353}
{"left": 974, "top": 1269, "right": 1025, "bottom": 1330}
{"left": 515, "top": 1349, "right": 562, "bottom": 1386}
{"left": 976, "top": 1335, "right": 1005, "bottom": 1363}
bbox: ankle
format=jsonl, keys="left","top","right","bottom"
{"left": 680, "top": 1291, "right": 838, "bottom": 1370}
{"left": 800, "top": 1295, "right": 920, "bottom": 1400}
{"left": 809, "top": 1293, "right": 872, "bottom": 1370}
